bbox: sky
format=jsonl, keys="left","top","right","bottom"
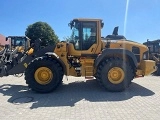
{"left": 0, "top": 0, "right": 160, "bottom": 43}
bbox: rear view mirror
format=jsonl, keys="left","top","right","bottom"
{"left": 68, "top": 20, "right": 74, "bottom": 29}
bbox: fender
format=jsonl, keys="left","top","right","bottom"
{"left": 94, "top": 48, "right": 138, "bottom": 67}
{"left": 45, "top": 52, "right": 67, "bottom": 75}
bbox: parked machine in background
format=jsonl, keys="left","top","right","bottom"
{"left": 143, "top": 39, "right": 160, "bottom": 75}
{"left": 0, "top": 18, "right": 157, "bottom": 93}
{"left": 5, "top": 36, "right": 30, "bottom": 52}
{"left": 0, "top": 36, "right": 31, "bottom": 77}
{"left": 0, "top": 36, "right": 30, "bottom": 53}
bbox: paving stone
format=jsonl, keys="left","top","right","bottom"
{"left": 0, "top": 75, "right": 160, "bottom": 120}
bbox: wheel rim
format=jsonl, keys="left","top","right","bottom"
{"left": 108, "top": 67, "right": 124, "bottom": 84}
{"left": 34, "top": 67, "right": 53, "bottom": 85}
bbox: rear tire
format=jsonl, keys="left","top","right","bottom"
{"left": 25, "top": 56, "right": 64, "bottom": 93}
{"left": 96, "top": 57, "right": 134, "bottom": 92}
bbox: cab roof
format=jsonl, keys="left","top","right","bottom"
{"left": 6, "top": 36, "right": 30, "bottom": 41}
{"left": 73, "top": 18, "right": 103, "bottom": 22}
{"left": 7, "top": 36, "right": 30, "bottom": 39}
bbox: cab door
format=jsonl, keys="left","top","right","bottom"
{"left": 68, "top": 21, "right": 100, "bottom": 56}
{"left": 81, "top": 22, "right": 97, "bottom": 52}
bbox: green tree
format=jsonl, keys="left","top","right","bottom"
{"left": 25, "top": 21, "right": 59, "bottom": 46}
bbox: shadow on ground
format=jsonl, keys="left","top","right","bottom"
{"left": 0, "top": 79, "right": 155, "bottom": 109}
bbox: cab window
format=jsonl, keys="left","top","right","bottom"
{"left": 82, "top": 22, "right": 97, "bottom": 50}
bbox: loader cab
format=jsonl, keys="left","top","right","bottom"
{"left": 68, "top": 19, "right": 103, "bottom": 56}
{"left": 6, "top": 36, "right": 30, "bottom": 51}
{"left": 143, "top": 39, "right": 160, "bottom": 54}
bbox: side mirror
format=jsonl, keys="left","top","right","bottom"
{"left": 101, "top": 22, "right": 104, "bottom": 28}
{"left": 68, "top": 21, "right": 74, "bottom": 29}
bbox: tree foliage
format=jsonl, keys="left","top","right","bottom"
{"left": 25, "top": 22, "right": 59, "bottom": 46}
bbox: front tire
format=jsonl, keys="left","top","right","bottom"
{"left": 25, "top": 56, "right": 64, "bottom": 93}
{"left": 96, "top": 57, "right": 134, "bottom": 92}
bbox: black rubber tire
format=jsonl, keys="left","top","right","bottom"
{"left": 96, "top": 57, "right": 134, "bottom": 92}
{"left": 25, "top": 56, "right": 64, "bottom": 93}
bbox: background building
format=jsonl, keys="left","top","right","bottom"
{"left": 0, "top": 34, "right": 9, "bottom": 46}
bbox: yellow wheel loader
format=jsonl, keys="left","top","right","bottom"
{"left": 5, "top": 36, "right": 31, "bottom": 52}
{"left": 0, "top": 18, "right": 157, "bottom": 93}
{"left": 0, "top": 36, "right": 31, "bottom": 77}
{"left": 0, "top": 36, "right": 31, "bottom": 61}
